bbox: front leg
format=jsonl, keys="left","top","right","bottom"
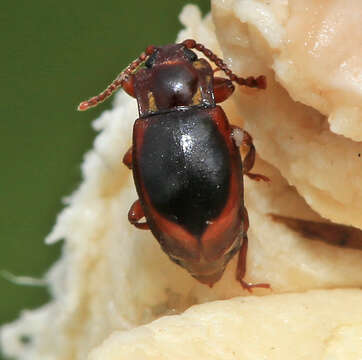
{"left": 122, "top": 146, "right": 133, "bottom": 169}
{"left": 213, "top": 77, "right": 235, "bottom": 103}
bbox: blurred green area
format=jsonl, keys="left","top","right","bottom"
{"left": 0, "top": 1, "right": 210, "bottom": 358}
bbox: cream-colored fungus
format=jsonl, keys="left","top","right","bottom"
{"left": 213, "top": 0, "right": 362, "bottom": 229}
{"left": 87, "top": 290, "right": 362, "bottom": 360}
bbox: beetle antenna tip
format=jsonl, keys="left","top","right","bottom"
{"left": 77, "top": 101, "right": 89, "bottom": 111}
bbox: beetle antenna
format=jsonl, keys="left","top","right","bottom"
{"left": 78, "top": 45, "right": 155, "bottom": 111}
{"left": 182, "top": 39, "right": 266, "bottom": 89}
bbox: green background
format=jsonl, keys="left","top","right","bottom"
{"left": 0, "top": 1, "right": 210, "bottom": 358}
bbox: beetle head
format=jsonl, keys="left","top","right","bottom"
{"left": 144, "top": 44, "right": 198, "bottom": 68}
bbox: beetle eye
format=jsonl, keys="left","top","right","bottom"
{"left": 145, "top": 51, "right": 158, "bottom": 68}
{"left": 184, "top": 48, "right": 197, "bottom": 62}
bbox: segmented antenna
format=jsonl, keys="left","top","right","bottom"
{"left": 78, "top": 45, "right": 155, "bottom": 111}
{"left": 182, "top": 39, "right": 266, "bottom": 89}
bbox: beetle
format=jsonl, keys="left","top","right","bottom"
{"left": 78, "top": 39, "right": 270, "bottom": 290}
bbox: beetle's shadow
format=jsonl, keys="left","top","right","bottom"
{"left": 270, "top": 214, "right": 362, "bottom": 251}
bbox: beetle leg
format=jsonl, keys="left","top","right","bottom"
{"left": 236, "top": 234, "right": 271, "bottom": 292}
{"left": 213, "top": 77, "right": 235, "bottom": 103}
{"left": 242, "top": 131, "right": 270, "bottom": 182}
{"left": 122, "top": 147, "right": 133, "bottom": 169}
{"left": 232, "top": 127, "right": 270, "bottom": 182}
{"left": 128, "top": 200, "right": 149, "bottom": 230}
{"left": 236, "top": 207, "right": 270, "bottom": 292}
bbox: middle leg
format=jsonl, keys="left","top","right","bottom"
{"left": 232, "top": 127, "right": 270, "bottom": 182}
{"left": 128, "top": 200, "right": 149, "bottom": 230}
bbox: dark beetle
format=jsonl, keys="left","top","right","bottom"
{"left": 79, "top": 39, "right": 270, "bottom": 290}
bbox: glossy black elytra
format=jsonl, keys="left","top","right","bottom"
{"left": 78, "top": 39, "right": 270, "bottom": 290}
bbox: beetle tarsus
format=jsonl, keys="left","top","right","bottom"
{"left": 239, "top": 280, "right": 271, "bottom": 293}
{"left": 245, "top": 173, "right": 270, "bottom": 182}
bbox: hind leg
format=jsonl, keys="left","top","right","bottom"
{"left": 236, "top": 207, "right": 270, "bottom": 291}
